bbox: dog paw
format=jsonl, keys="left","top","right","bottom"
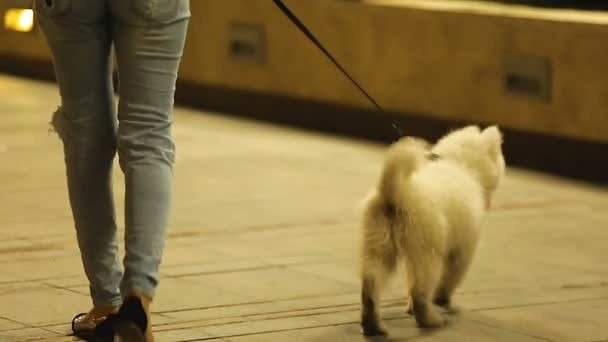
{"left": 361, "top": 317, "right": 388, "bottom": 336}
{"left": 434, "top": 297, "right": 461, "bottom": 315}
{"left": 443, "top": 304, "right": 461, "bottom": 315}
{"left": 434, "top": 295, "right": 450, "bottom": 307}
{"left": 363, "top": 327, "right": 388, "bottom": 337}
{"left": 415, "top": 308, "right": 445, "bottom": 328}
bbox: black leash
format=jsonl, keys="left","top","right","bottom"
{"left": 271, "top": 0, "right": 404, "bottom": 137}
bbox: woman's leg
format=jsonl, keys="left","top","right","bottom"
{"left": 34, "top": 0, "right": 123, "bottom": 308}
{"left": 109, "top": 0, "right": 190, "bottom": 301}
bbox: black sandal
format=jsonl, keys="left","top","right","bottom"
{"left": 93, "top": 297, "right": 148, "bottom": 342}
{"left": 114, "top": 296, "right": 148, "bottom": 341}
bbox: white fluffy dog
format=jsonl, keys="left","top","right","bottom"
{"left": 359, "top": 125, "right": 505, "bottom": 335}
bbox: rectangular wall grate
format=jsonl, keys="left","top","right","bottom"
{"left": 228, "top": 22, "right": 266, "bottom": 65}
{"left": 503, "top": 54, "right": 552, "bottom": 102}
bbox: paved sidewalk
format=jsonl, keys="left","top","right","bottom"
{"left": 1, "top": 75, "right": 607, "bottom": 341}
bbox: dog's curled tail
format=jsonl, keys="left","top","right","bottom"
{"left": 378, "top": 138, "right": 427, "bottom": 204}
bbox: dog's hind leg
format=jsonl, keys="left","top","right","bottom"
{"left": 404, "top": 252, "right": 445, "bottom": 328}
{"left": 360, "top": 234, "right": 397, "bottom": 335}
{"left": 361, "top": 273, "right": 388, "bottom": 336}
{"left": 435, "top": 247, "right": 476, "bottom": 313}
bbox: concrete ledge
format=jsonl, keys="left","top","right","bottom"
{"left": 370, "top": 0, "right": 608, "bottom": 24}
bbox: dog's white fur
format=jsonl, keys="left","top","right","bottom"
{"left": 359, "top": 125, "right": 505, "bottom": 335}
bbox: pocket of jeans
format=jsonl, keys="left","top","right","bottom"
{"left": 33, "top": 0, "right": 71, "bottom": 17}
{"left": 130, "top": 0, "right": 180, "bottom": 22}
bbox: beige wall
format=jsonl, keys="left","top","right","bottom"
{"left": 179, "top": 0, "right": 608, "bottom": 143}
{"left": 2, "top": 0, "right": 608, "bottom": 142}
{"left": 178, "top": 0, "right": 370, "bottom": 108}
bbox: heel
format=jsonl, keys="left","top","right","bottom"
{"left": 92, "top": 296, "right": 150, "bottom": 341}
{"left": 115, "top": 321, "right": 146, "bottom": 342}
{"left": 116, "top": 296, "right": 148, "bottom": 340}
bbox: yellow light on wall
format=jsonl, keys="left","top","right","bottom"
{"left": 4, "top": 8, "right": 34, "bottom": 33}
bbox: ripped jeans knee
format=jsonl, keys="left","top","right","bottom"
{"left": 49, "top": 106, "right": 68, "bottom": 141}
{"left": 49, "top": 106, "right": 117, "bottom": 166}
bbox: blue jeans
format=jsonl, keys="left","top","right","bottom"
{"left": 34, "top": 0, "right": 190, "bottom": 307}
